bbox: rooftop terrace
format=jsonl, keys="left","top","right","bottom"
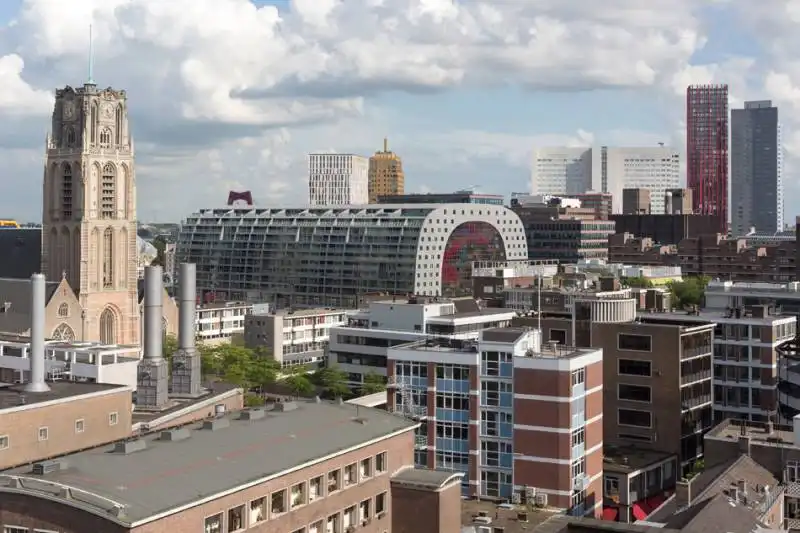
{"left": 603, "top": 446, "right": 676, "bottom": 475}
{"left": 705, "top": 419, "right": 798, "bottom": 449}
{"left": 0, "top": 399, "right": 418, "bottom": 526}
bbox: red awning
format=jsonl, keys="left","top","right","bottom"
{"left": 602, "top": 507, "right": 619, "bottom": 522}
{"left": 631, "top": 503, "right": 648, "bottom": 521}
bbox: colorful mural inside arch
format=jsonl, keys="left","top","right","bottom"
{"left": 440, "top": 222, "right": 506, "bottom": 297}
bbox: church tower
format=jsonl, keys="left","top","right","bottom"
{"left": 41, "top": 79, "right": 139, "bottom": 345}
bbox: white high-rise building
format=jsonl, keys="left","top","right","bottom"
{"left": 531, "top": 146, "right": 682, "bottom": 214}
{"left": 308, "top": 153, "right": 369, "bottom": 205}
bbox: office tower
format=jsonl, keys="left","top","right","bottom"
{"left": 622, "top": 188, "right": 651, "bottom": 215}
{"left": 531, "top": 147, "right": 681, "bottom": 214}
{"left": 686, "top": 84, "right": 729, "bottom": 233}
{"left": 368, "top": 138, "right": 405, "bottom": 203}
{"left": 308, "top": 153, "right": 369, "bottom": 205}
{"left": 731, "top": 100, "right": 782, "bottom": 236}
{"left": 42, "top": 80, "right": 140, "bottom": 344}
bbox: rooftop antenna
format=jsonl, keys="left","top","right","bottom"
{"left": 87, "top": 23, "right": 95, "bottom": 85}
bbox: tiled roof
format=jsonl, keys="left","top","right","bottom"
{"left": 0, "top": 277, "right": 60, "bottom": 334}
{"left": 0, "top": 229, "right": 41, "bottom": 279}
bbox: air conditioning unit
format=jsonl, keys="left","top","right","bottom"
{"left": 573, "top": 476, "right": 587, "bottom": 491}
{"left": 511, "top": 492, "right": 521, "bottom": 504}
{"left": 525, "top": 486, "right": 536, "bottom": 500}
{"left": 534, "top": 493, "right": 548, "bottom": 507}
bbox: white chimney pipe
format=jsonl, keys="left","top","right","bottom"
{"left": 143, "top": 266, "right": 164, "bottom": 361}
{"left": 24, "top": 273, "right": 50, "bottom": 393}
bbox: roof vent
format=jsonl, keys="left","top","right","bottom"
{"left": 159, "top": 428, "right": 191, "bottom": 442}
{"left": 202, "top": 418, "right": 230, "bottom": 431}
{"left": 353, "top": 417, "right": 369, "bottom": 425}
{"left": 239, "top": 408, "right": 266, "bottom": 421}
{"left": 113, "top": 439, "right": 147, "bottom": 455}
{"left": 273, "top": 401, "right": 298, "bottom": 412}
{"left": 32, "top": 459, "right": 64, "bottom": 475}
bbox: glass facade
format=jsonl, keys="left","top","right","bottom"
{"left": 479, "top": 350, "right": 514, "bottom": 499}
{"left": 441, "top": 222, "right": 506, "bottom": 297}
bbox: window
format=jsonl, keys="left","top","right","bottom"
{"left": 343, "top": 505, "right": 356, "bottom": 530}
{"left": 359, "top": 498, "right": 371, "bottom": 522}
{"left": 618, "top": 359, "right": 651, "bottom": 377}
{"left": 619, "top": 433, "right": 653, "bottom": 442}
{"left": 344, "top": 463, "right": 357, "bottom": 486}
{"left": 618, "top": 384, "right": 652, "bottom": 403}
{"left": 375, "top": 452, "right": 387, "bottom": 474}
{"left": 327, "top": 513, "right": 341, "bottom": 533}
{"left": 38, "top": 427, "right": 48, "bottom": 441}
{"left": 109, "top": 412, "right": 119, "bottom": 426}
{"left": 604, "top": 476, "right": 620, "bottom": 497}
{"left": 571, "top": 427, "right": 585, "bottom": 447}
{"left": 271, "top": 489, "right": 287, "bottom": 516}
{"left": 571, "top": 368, "right": 585, "bottom": 386}
{"left": 227, "top": 505, "right": 245, "bottom": 532}
{"left": 309, "top": 520, "right": 324, "bottom": 533}
{"left": 57, "top": 303, "right": 69, "bottom": 318}
{"left": 291, "top": 529, "right": 306, "bottom": 533}
{"left": 0, "top": 435, "right": 8, "bottom": 450}
{"left": 75, "top": 419, "right": 85, "bottom": 433}
{"left": 549, "top": 328, "right": 567, "bottom": 344}
{"left": 360, "top": 457, "right": 372, "bottom": 479}
{"left": 249, "top": 497, "right": 266, "bottom": 525}
{"left": 376, "top": 491, "right": 387, "bottom": 515}
{"left": 328, "top": 469, "right": 341, "bottom": 492}
{"left": 204, "top": 514, "right": 222, "bottom": 533}
{"left": 4, "top": 527, "right": 29, "bottom": 533}
{"left": 618, "top": 333, "right": 652, "bottom": 352}
{"left": 100, "top": 163, "right": 117, "bottom": 219}
{"left": 309, "top": 475, "right": 323, "bottom": 502}
{"left": 618, "top": 408, "right": 652, "bottom": 428}
{"left": 102, "top": 229, "right": 114, "bottom": 286}
{"left": 99, "top": 127, "right": 112, "bottom": 146}
{"left": 291, "top": 481, "right": 306, "bottom": 509}
{"left": 100, "top": 306, "right": 115, "bottom": 344}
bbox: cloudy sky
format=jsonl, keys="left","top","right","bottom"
{"left": 0, "top": 0, "right": 797, "bottom": 222}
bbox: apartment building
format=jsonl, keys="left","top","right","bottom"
{"left": 470, "top": 260, "right": 559, "bottom": 302}
{"left": 0, "top": 399, "right": 418, "bottom": 533}
{"left": 244, "top": 308, "right": 348, "bottom": 367}
{"left": 608, "top": 234, "right": 678, "bottom": 266}
{"left": 386, "top": 327, "right": 604, "bottom": 517}
{"left": 610, "top": 214, "right": 720, "bottom": 245}
{"left": 195, "top": 301, "right": 252, "bottom": 345}
{"left": 677, "top": 234, "right": 796, "bottom": 282}
{"left": 328, "top": 296, "right": 515, "bottom": 388}
{"left": 651, "top": 308, "right": 796, "bottom": 424}
{"left": 308, "top": 153, "right": 370, "bottom": 205}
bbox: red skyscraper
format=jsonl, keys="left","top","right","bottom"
{"left": 686, "top": 84, "right": 729, "bottom": 233}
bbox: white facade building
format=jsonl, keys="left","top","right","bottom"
{"left": 328, "top": 297, "right": 516, "bottom": 388}
{"left": 308, "top": 153, "right": 369, "bottom": 205}
{"left": 531, "top": 146, "right": 682, "bottom": 214}
{"left": 195, "top": 301, "right": 252, "bottom": 346}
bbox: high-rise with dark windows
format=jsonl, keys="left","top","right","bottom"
{"left": 731, "top": 100, "right": 782, "bottom": 236}
{"left": 686, "top": 84, "right": 729, "bottom": 233}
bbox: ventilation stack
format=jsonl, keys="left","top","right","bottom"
{"left": 171, "top": 263, "right": 202, "bottom": 397}
{"left": 24, "top": 274, "right": 50, "bottom": 393}
{"left": 136, "top": 265, "right": 169, "bottom": 408}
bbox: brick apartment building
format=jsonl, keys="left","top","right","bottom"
{"left": 610, "top": 214, "right": 719, "bottom": 245}
{"left": 386, "top": 327, "right": 604, "bottom": 517}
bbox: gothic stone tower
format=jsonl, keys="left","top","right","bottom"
{"left": 41, "top": 81, "right": 139, "bottom": 345}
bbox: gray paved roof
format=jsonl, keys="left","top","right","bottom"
{"left": 1, "top": 399, "right": 417, "bottom": 525}
{"left": 0, "top": 229, "right": 41, "bottom": 279}
{"left": 481, "top": 327, "right": 527, "bottom": 343}
{"left": 666, "top": 493, "right": 767, "bottom": 533}
{"left": 0, "top": 277, "right": 60, "bottom": 334}
{"left": 0, "top": 381, "right": 126, "bottom": 410}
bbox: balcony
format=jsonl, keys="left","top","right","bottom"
{"left": 681, "top": 394, "right": 712, "bottom": 411}
{"left": 681, "top": 369, "right": 712, "bottom": 385}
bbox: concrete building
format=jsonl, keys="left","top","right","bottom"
{"left": 731, "top": 100, "right": 783, "bottom": 236}
{"left": 368, "top": 138, "right": 405, "bottom": 203}
{"left": 177, "top": 204, "right": 528, "bottom": 308}
{"left": 41, "top": 81, "right": 140, "bottom": 344}
{"left": 244, "top": 307, "right": 348, "bottom": 367}
{"left": 308, "top": 153, "right": 369, "bottom": 206}
{"left": 531, "top": 146, "right": 681, "bottom": 214}
{"left": 610, "top": 213, "right": 720, "bottom": 245}
{"left": 676, "top": 234, "right": 796, "bottom": 282}
{"left": 0, "top": 399, "right": 419, "bottom": 533}
{"left": 379, "top": 191, "right": 504, "bottom": 206}
{"left": 687, "top": 84, "right": 729, "bottom": 233}
{"left": 471, "top": 260, "right": 560, "bottom": 301}
{"left": 387, "top": 327, "right": 604, "bottom": 516}
{"left": 195, "top": 301, "right": 252, "bottom": 346}
{"left": 511, "top": 203, "right": 615, "bottom": 262}
{"left": 622, "top": 188, "right": 651, "bottom": 215}
{"left": 665, "top": 188, "right": 693, "bottom": 215}
{"left": 328, "top": 296, "right": 516, "bottom": 388}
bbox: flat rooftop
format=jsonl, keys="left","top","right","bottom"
{"left": 705, "top": 419, "right": 798, "bottom": 449}
{"left": 603, "top": 446, "right": 676, "bottom": 474}
{"left": 638, "top": 309, "right": 794, "bottom": 326}
{"left": 131, "top": 382, "right": 240, "bottom": 424}
{"left": 461, "top": 499, "right": 559, "bottom": 533}
{"left": 427, "top": 307, "right": 516, "bottom": 322}
{"left": 252, "top": 307, "right": 345, "bottom": 317}
{"left": 1, "top": 399, "right": 418, "bottom": 525}
{"left": 0, "top": 381, "right": 129, "bottom": 410}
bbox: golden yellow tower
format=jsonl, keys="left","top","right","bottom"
{"left": 368, "top": 137, "right": 405, "bottom": 203}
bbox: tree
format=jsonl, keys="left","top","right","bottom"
{"left": 163, "top": 334, "right": 178, "bottom": 361}
{"left": 360, "top": 372, "right": 386, "bottom": 395}
{"left": 315, "top": 366, "right": 351, "bottom": 399}
{"left": 150, "top": 235, "right": 167, "bottom": 267}
{"left": 668, "top": 276, "right": 710, "bottom": 309}
{"left": 620, "top": 276, "right": 652, "bottom": 288}
{"left": 285, "top": 373, "right": 314, "bottom": 397}
{"left": 249, "top": 356, "right": 280, "bottom": 393}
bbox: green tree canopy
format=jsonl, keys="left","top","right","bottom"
{"left": 668, "top": 276, "right": 711, "bottom": 309}
{"left": 620, "top": 276, "right": 653, "bottom": 288}
{"left": 314, "top": 366, "right": 351, "bottom": 399}
{"left": 150, "top": 236, "right": 167, "bottom": 267}
{"left": 360, "top": 372, "right": 387, "bottom": 395}
{"left": 285, "top": 374, "right": 314, "bottom": 397}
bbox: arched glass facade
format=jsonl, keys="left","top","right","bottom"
{"left": 441, "top": 222, "right": 506, "bottom": 297}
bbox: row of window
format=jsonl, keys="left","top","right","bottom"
{"left": 3, "top": 527, "right": 58, "bottom": 533}
{"left": 202, "top": 452, "right": 387, "bottom": 533}
{"left": 0, "top": 412, "right": 118, "bottom": 450}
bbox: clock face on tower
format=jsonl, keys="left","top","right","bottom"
{"left": 63, "top": 101, "right": 75, "bottom": 120}
{"left": 103, "top": 103, "right": 114, "bottom": 118}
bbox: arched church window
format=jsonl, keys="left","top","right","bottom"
{"left": 57, "top": 303, "right": 69, "bottom": 318}
{"left": 99, "top": 307, "right": 116, "bottom": 344}
{"left": 115, "top": 106, "right": 123, "bottom": 145}
{"left": 101, "top": 163, "right": 116, "bottom": 219}
{"left": 99, "top": 127, "right": 112, "bottom": 146}
{"left": 103, "top": 228, "right": 114, "bottom": 288}
{"left": 66, "top": 127, "right": 76, "bottom": 147}
{"left": 62, "top": 164, "right": 73, "bottom": 219}
{"left": 52, "top": 323, "right": 75, "bottom": 342}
